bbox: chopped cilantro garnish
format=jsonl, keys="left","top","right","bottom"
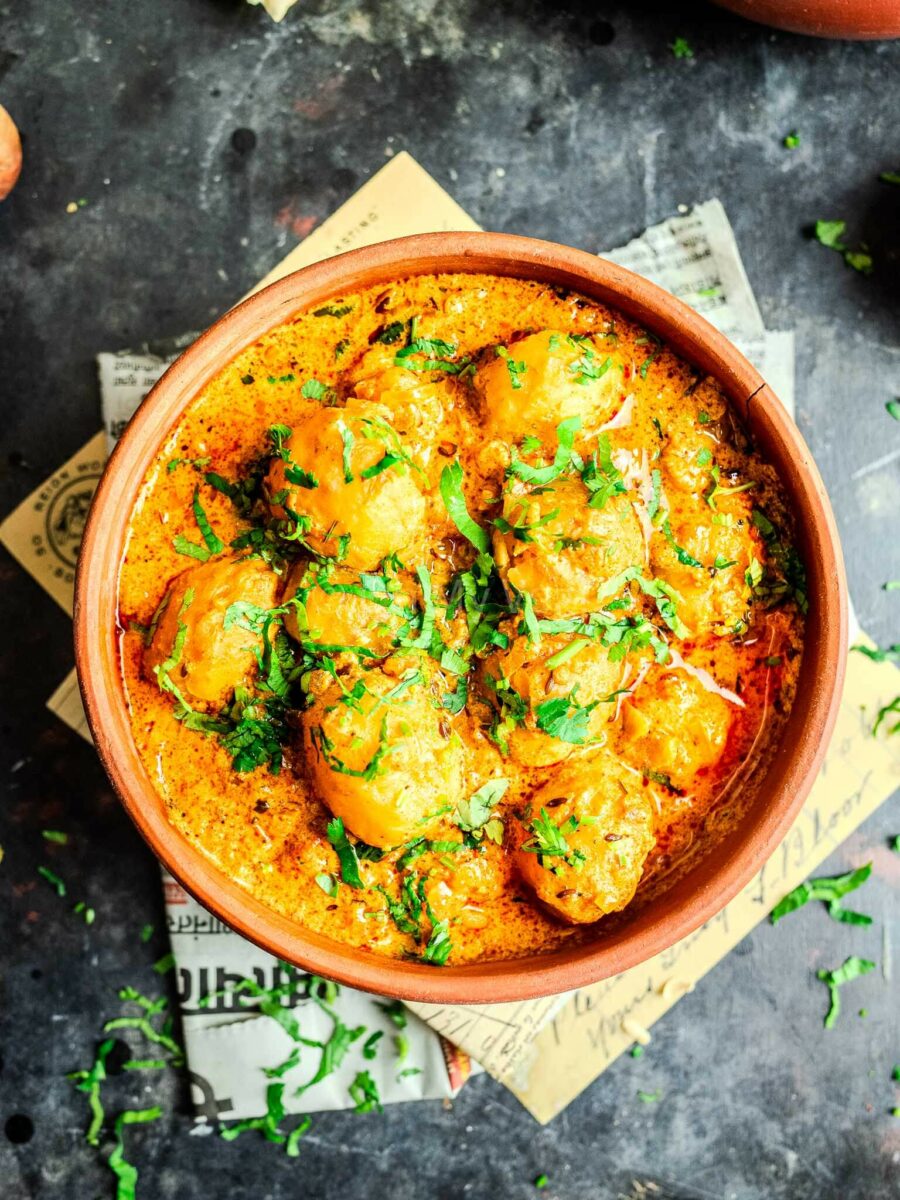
{"left": 360, "top": 452, "right": 402, "bottom": 480}
{"left": 313, "top": 304, "right": 352, "bottom": 318}
{"left": 301, "top": 378, "right": 333, "bottom": 401}
{"left": 630, "top": 1045, "right": 644, "bottom": 1059}
{"left": 315, "top": 872, "right": 339, "bottom": 897}
{"left": 108, "top": 1107, "right": 163, "bottom": 1200}
{"left": 455, "top": 779, "right": 509, "bottom": 838}
{"left": 534, "top": 1174, "right": 549, "bottom": 1189}
{"left": 336, "top": 419, "right": 355, "bottom": 483}
{"left": 783, "top": 131, "right": 800, "bottom": 149}
{"left": 886, "top": 400, "right": 900, "bottom": 422}
{"left": 535, "top": 692, "right": 598, "bottom": 744}
{"left": 326, "top": 817, "right": 364, "bottom": 888}
{"left": 880, "top": 171, "right": 900, "bottom": 186}
{"left": 348, "top": 1069, "right": 383, "bottom": 1113}
{"left": 814, "top": 220, "right": 873, "bottom": 275}
{"left": 508, "top": 416, "right": 581, "bottom": 485}
{"left": 496, "top": 344, "right": 527, "bottom": 389}
{"left": 873, "top": 695, "right": 900, "bottom": 736}
{"left": 770, "top": 863, "right": 873, "bottom": 926}
{"left": 661, "top": 518, "right": 702, "bottom": 568}
{"left": 647, "top": 468, "right": 662, "bottom": 522}
{"left": 439, "top": 460, "right": 491, "bottom": 554}
{"left": 42, "top": 829, "right": 68, "bottom": 844}
{"left": 140, "top": 924, "right": 154, "bottom": 943}
{"left": 422, "top": 918, "right": 452, "bottom": 966}
{"left": 670, "top": 36, "right": 693, "bottom": 58}
{"left": 851, "top": 642, "right": 900, "bottom": 664}
{"left": 153, "top": 953, "right": 176, "bottom": 975}
{"left": 374, "top": 320, "right": 406, "bottom": 344}
{"left": 38, "top": 865, "right": 66, "bottom": 896}
{"left": 520, "top": 808, "right": 585, "bottom": 870}
{"left": 816, "top": 956, "right": 875, "bottom": 1028}
{"left": 580, "top": 433, "right": 626, "bottom": 509}
{"left": 638, "top": 1089, "right": 662, "bottom": 1103}
{"left": 375, "top": 1000, "right": 407, "bottom": 1028}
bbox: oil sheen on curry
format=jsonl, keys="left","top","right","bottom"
{"left": 119, "top": 273, "right": 806, "bottom": 967}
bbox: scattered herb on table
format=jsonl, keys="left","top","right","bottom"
{"left": 670, "top": 36, "right": 693, "bottom": 58}
{"left": 886, "top": 400, "right": 900, "bottom": 422}
{"left": 783, "top": 131, "right": 800, "bottom": 149}
{"left": 42, "top": 829, "right": 68, "bottom": 844}
{"left": 813, "top": 220, "right": 873, "bottom": 275}
{"left": 816, "top": 956, "right": 875, "bottom": 1028}
{"left": 638, "top": 1089, "right": 662, "bottom": 1103}
{"left": 37, "top": 865, "right": 66, "bottom": 896}
{"left": 770, "top": 862, "right": 873, "bottom": 927}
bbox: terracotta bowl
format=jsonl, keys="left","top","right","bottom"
{"left": 710, "top": 0, "right": 900, "bottom": 38}
{"left": 74, "top": 232, "right": 847, "bottom": 1003}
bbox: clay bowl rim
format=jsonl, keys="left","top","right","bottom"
{"left": 74, "top": 230, "right": 848, "bottom": 1004}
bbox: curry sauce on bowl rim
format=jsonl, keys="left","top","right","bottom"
{"left": 117, "top": 270, "right": 807, "bottom": 969}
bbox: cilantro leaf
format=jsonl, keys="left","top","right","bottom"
{"left": 348, "top": 1069, "right": 383, "bottom": 1112}
{"left": 326, "top": 817, "right": 364, "bottom": 888}
{"left": 816, "top": 956, "right": 875, "bottom": 1028}
{"left": 508, "top": 416, "right": 582, "bottom": 485}
{"left": 439, "top": 460, "right": 491, "bottom": 554}
{"left": 191, "top": 487, "right": 224, "bottom": 555}
{"left": 770, "top": 863, "right": 872, "bottom": 926}
{"left": 455, "top": 779, "right": 509, "bottom": 832}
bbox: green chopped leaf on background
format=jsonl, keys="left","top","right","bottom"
{"left": 770, "top": 863, "right": 873, "bottom": 926}
{"left": 38, "top": 866, "right": 66, "bottom": 896}
{"left": 816, "top": 956, "right": 876, "bottom": 1028}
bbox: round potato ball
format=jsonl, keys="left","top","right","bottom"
{"left": 302, "top": 658, "right": 463, "bottom": 849}
{"left": 474, "top": 330, "right": 624, "bottom": 444}
{"left": 482, "top": 632, "right": 625, "bottom": 767}
{"left": 144, "top": 554, "right": 279, "bottom": 707}
{"left": 620, "top": 667, "right": 733, "bottom": 791}
{"left": 264, "top": 401, "right": 427, "bottom": 571}
{"left": 494, "top": 476, "right": 644, "bottom": 618}
{"left": 649, "top": 501, "right": 755, "bottom": 637}
{"left": 281, "top": 560, "right": 413, "bottom": 660}
{"left": 513, "top": 758, "right": 656, "bottom": 924}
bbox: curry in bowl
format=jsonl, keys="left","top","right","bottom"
{"left": 119, "top": 273, "right": 806, "bottom": 967}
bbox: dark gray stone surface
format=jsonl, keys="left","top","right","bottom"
{"left": 1, "top": 2, "right": 899, "bottom": 1197}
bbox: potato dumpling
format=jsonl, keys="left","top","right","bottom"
{"left": 422, "top": 844, "right": 509, "bottom": 927}
{"left": 513, "top": 759, "right": 656, "bottom": 924}
{"left": 494, "top": 476, "right": 644, "bottom": 617}
{"left": 474, "top": 330, "right": 623, "bottom": 443}
{"left": 353, "top": 367, "right": 446, "bottom": 464}
{"left": 264, "top": 401, "right": 427, "bottom": 571}
{"left": 144, "top": 555, "right": 279, "bottom": 707}
{"left": 650, "top": 502, "right": 755, "bottom": 637}
{"left": 281, "top": 561, "right": 412, "bottom": 660}
{"left": 660, "top": 409, "right": 724, "bottom": 495}
{"left": 302, "top": 658, "right": 463, "bottom": 849}
{"left": 620, "top": 668, "right": 733, "bottom": 791}
{"left": 483, "top": 632, "right": 624, "bottom": 767}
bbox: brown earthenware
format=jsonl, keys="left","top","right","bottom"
{"left": 710, "top": 0, "right": 900, "bottom": 38}
{"left": 74, "top": 232, "right": 848, "bottom": 1003}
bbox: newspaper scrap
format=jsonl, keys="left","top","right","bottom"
{"left": 2, "top": 152, "right": 898, "bottom": 1122}
{"left": 165, "top": 874, "right": 473, "bottom": 1121}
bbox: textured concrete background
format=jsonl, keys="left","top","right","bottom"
{"left": 1, "top": 2, "right": 899, "bottom": 1198}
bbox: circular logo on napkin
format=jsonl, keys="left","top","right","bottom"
{"left": 44, "top": 473, "right": 101, "bottom": 571}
